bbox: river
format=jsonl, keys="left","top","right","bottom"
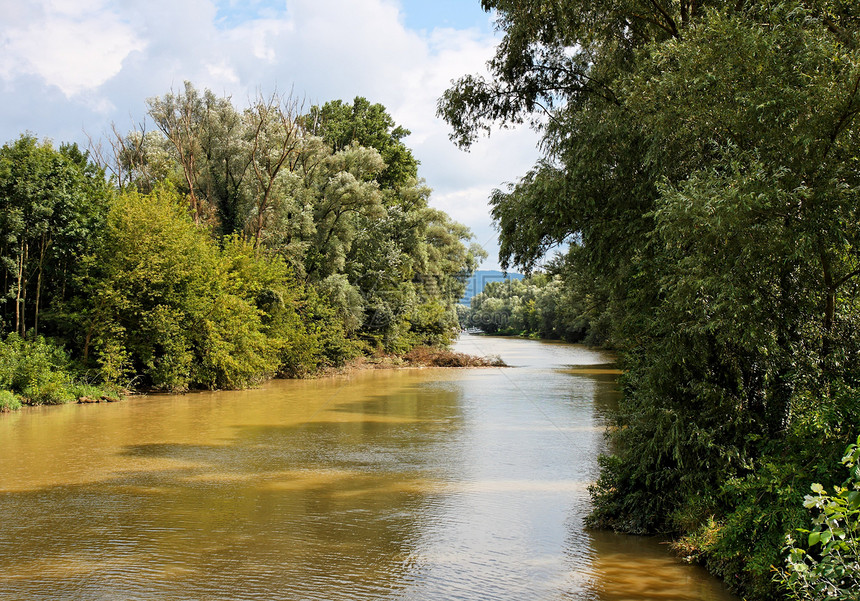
{"left": 0, "top": 335, "right": 736, "bottom": 600}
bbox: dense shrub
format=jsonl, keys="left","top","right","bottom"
{"left": 0, "top": 390, "right": 22, "bottom": 412}
{"left": 782, "top": 436, "right": 860, "bottom": 601}
{"left": 0, "top": 334, "right": 118, "bottom": 408}
{"left": 0, "top": 334, "right": 76, "bottom": 405}
{"left": 78, "top": 188, "right": 311, "bottom": 390}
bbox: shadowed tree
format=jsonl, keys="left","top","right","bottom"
{"left": 441, "top": 2, "right": 860, "bottom": 597}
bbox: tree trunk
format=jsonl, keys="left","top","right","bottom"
{"left": 34, "top": 232, "right": 48, "bottom": 336}
{"left": 15, "top": 240, "right": 24, "bottom": 336}
{"left": 767, "top": 264, "right": 795, "bottom": 437}
{"left": 20, "top": 242, "right": 28, "bottom": 336}
{"left": 821, "top": 251, "right": 835, "bottom": 361}
{"left": 83, "top": 323, "right": 92, "bottom": 360}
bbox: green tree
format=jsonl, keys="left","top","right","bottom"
{"left": 308, "top": 97, "right": 418, "bottom": 189}
{"left": 244, "top": 92, "right": 311, "bottom": 247}
{"left": 79, "top": 187, "right": 289, "bottom": 390}
{"left": 303, "top": 144, "right": 387, "bottom": 280}
{"left": 0, "top": 135, "right": 110, "bottom": 338}
{"left": 783, "top": 436, "right": 860, "bottom": 601}
{"left": 442, "top": 1, "right": 860, "bottom": 597}
{"left": 147, "top": 82, "right": 253, "bottom": 233}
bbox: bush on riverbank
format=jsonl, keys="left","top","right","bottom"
{"left": 0, "top": 334, "right": 118, "bottom": 406}
{"left": 780, "top": 436, "right": 860, "bottom": 600}
{"left": 0, "top": 390, "right": 22, "bottom": 412}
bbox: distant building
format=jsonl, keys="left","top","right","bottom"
{"left": 459, "top": 270, "right": 525, "bottom": 306}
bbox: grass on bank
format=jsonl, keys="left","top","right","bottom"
{"left": 0, "top": 335, "right": 504, "bottom": 414}
{"left": 0, "top": 334, "right": 121, "bottom": 411}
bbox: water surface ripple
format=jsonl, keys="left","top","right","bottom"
{"left": 0, "top": 335, "right": 736, "bottom": 600}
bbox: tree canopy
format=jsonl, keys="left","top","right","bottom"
{"left": 441, "top": 1, "right": 860, "bottom": 598}
{"left": 307, "top": 96, "right": 419, "bottom": 189}
{"left": 0, "top": 86, "right": 482, "bottom": 402}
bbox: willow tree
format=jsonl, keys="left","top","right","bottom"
{"left": 307, "top": 97, "right": 419, "bottom": 190}
{"left": 147, "top": 82, "right": 254, "bottom": 233}
{"left": 441, "top": 1, "right": 860, "bottom": 597}
{"left": 245, "top": 92, "right": 310, "bottom": 247}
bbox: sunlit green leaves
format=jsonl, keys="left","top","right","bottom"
{"left": 0, "top": 135, "right": 110, "bottom": 338}
{"left": 783, "top": 437, "right": 860, "bottom": 600}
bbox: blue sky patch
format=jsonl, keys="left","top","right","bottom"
{"left": 213, "top": 0, "right": 494, "bottom": 34}
{"left": 400, "top": 0, "right": 494, "bottom": 33}
{"left": 214, "top": 0, "right": 288, "bottom": 29}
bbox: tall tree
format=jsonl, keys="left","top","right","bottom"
{"left": 441, "top": 2, "right": 860, "bottom": 597}
{"left": 147, "top": 82, "right": 252, "bottom": 233}
{"left": 308, "top": 97, "right": 419, "bottom": 189}
{"left": 244, "top": 91, "right": 308, "bottom": 247}
{"left": 0, "top": 136, "right": 109, "bottom": 337}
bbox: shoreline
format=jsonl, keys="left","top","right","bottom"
{"left": 315, "top": 346, "right": 507, "bottom": 377}
{"left": 0, "top": 347, "right": 507, "bottom": 413}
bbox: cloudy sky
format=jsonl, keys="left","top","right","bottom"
{"left": 0, "top": 0, "right": 543, "bottom": 270}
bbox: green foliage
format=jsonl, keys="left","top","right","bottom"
{"left": 0, "top": 334, "right": 79, "bottom": 405}
{"left": 146, "top": 82, "right": 251, "bottom": 234}
{"left": 682, "top": 455, "right": 814, "bottom": 599}
{"left": 463, "top": 271, "right": 610, "bottom": 344}
{"left": 74, "top": 184, "right": 372, "bottom": 389}
{"left": 80, "top": 187, "right": 286, "bottom": 391}
{"left": 293, "top": 285, "right": 364, "bottom": 373}
{"left": 0, "top": 135, "right": 110, "bottom": 339}
{"left": 407, "top": 300, "right": 460, "bottom": 347}
{"left": 0, "top": 389, "right": 22, "bottom": 412}
{"left": 782, "top": 436, "right": 860, "bottom": 601}
{"left": 308, "top": 97, "right": 419, "bottom": 189}
{"left": 443, "top": 0, "right": 860, "bottom": 597}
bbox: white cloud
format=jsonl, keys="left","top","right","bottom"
{"left": 433, "top": 187, "right": 497, "bottom": 229}
{"left": 0, "top": 0, "right": 541, "bottom": 269}
{"left": 0, "top": 0, "right": 145, "bottom": 97}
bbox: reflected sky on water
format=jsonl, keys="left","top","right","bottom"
{"left": 0, "top": 335, "right": 736, "bottom": 600}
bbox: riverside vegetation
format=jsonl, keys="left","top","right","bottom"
{"left": 440, "top": 1, "right": 860, "bottom": 599}
{"left": 0, "top": 89, "right": 484, "bottom": 409}
{"left": 457, "top": 271, "right": 612, "bottom": 346}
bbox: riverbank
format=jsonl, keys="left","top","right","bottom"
{"left": 0, "top": 345, "right": 506, "bottom": 413}
{"left": 321, "top": 346, "right": 506, "bottom": 375}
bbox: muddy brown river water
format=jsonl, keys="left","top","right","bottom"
{"left": 0, "top": 335, "right": 737, "bottom": 600}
